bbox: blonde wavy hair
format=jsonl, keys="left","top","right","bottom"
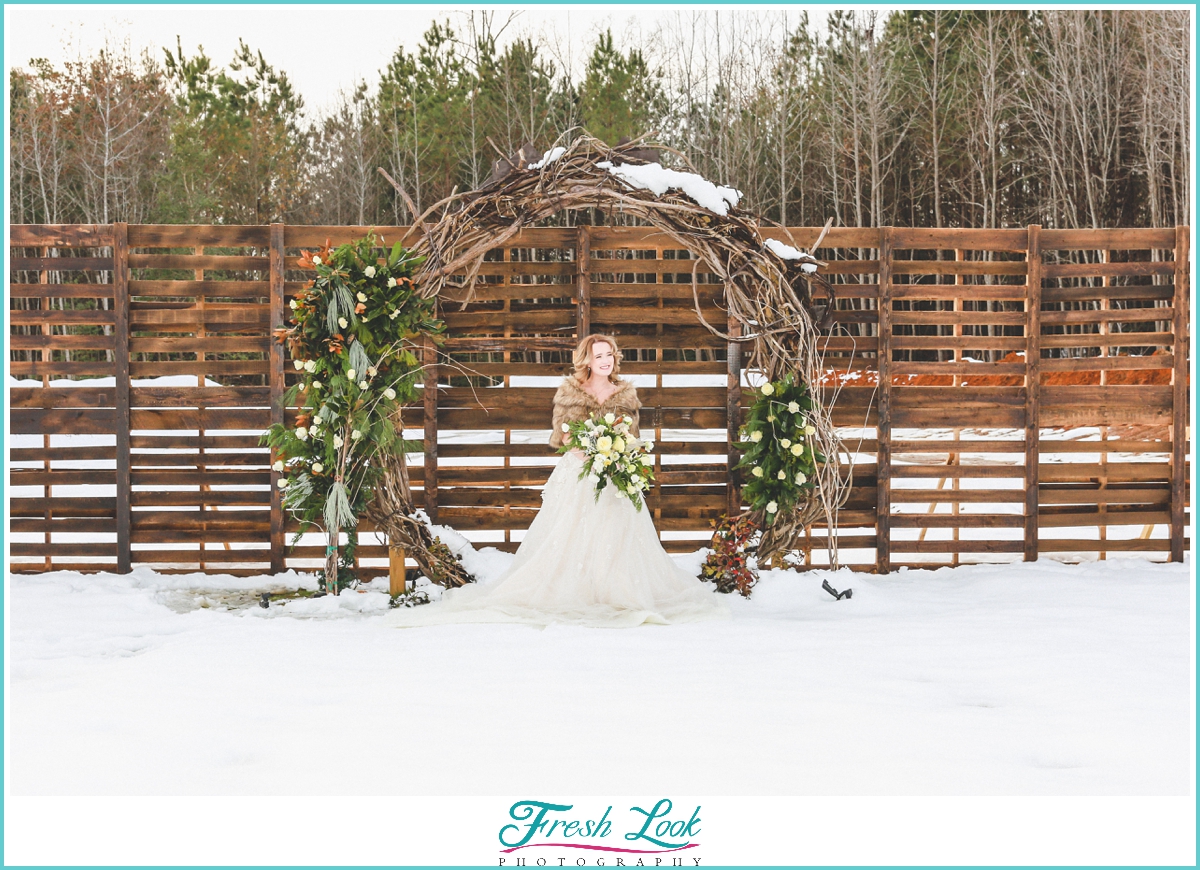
{"left": 571, "top": 333, "right": 623, "bottom": 384}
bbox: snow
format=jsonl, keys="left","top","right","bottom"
{"left": 764, "top": 237, "right": 820, "bottom": 273}
{"left": 596, "top": 160, "right": 742, "bottom": 216}
{"left": 528, "top": 146, "right": 566, "bottom": 169}
{"left": 9, "top": 374, "right": 225, "bottom": 388}
{"left": 8, "top": 554, "right": 1190, "bottom": 796}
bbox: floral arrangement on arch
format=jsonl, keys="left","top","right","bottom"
{"left": 700, "top": 373, "right": 827, "bottom": 596}
{"left": 261, "top": 233, "right": 444, "bottom": 593}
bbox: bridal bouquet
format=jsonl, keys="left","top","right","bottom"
{"left": 558, "top": 413, "right": 655, "bottom": 511}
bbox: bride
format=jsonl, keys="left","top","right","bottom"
{"left": 387, "top": 333, "right": 730, "bottom": 628}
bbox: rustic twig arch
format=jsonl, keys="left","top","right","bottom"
{"left": 376, "top": 132, "right": 851, "bottom": 571}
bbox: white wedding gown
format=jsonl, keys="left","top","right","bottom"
{"left": 386, "top": 451, "right": 731, "bottom": 628}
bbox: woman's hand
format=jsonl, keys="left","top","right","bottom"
{"left": 570, "top": 447, "right": 587, "bottom": 460}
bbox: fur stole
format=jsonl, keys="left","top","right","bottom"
{"left": 549, "top": 376, "right": 643, "bottom": 448}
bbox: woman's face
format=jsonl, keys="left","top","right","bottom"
{"left": 590, "top": 341, "right": 615, "bottom": 378}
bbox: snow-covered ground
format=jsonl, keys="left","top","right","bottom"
{"left": 8, "top": 549, "right": 1191, "bottom": 797}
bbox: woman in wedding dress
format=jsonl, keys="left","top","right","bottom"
{"left": 387, "top": 334, "right": 730, "bottom": 628}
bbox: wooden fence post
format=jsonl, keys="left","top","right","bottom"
{"left": 1171, "top": 225, "right": 1190, "bottom": 562}
{"left": 423, "top": 331, "right": 439, "bottom": 524}
{"left": 726, "top": 313, "right": 742, "bottom": 518}
{"left": 876, "top": 227, "right": 893, "bottom": 574}
{"left": 269, "top": 223, "right": 286, "bottom": 573}
{"left": 577, "top": 226, "right": 591, "bottom": 338}
{"left": 113, "top": 222, "right": 132, "bottom": 574}
{"left": 1024, "top": 225, "right": 1042, "bottom": 561}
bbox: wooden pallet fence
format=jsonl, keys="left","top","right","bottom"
{"left": 8, "top": 224, "right": 1190, "bottom": 577}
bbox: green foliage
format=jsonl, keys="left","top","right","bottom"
{"left": 733, "top": 374, "right": 825, "bottom": 525}
{"left": 578, "top": 30, "right": 666, "bottom": 146}
{"left": 260, "top": 233, "right": 443, "bottom": 589}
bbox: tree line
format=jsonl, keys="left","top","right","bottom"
{"left": 9, "top": 8, "right": 1189, "bottom": 230}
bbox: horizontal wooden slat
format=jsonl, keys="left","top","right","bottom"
{"left": 10, "top": 224, "right": 114, "bottom": 247}
{"left": 128, "top": 254, "right": 268, "bottom": 271}
{"left": 128, "top": 224, "right": 270, "bottom": 246}
{"left": 9, "top": 283, "right": 115, "bottom": 298}
{"left": 1039, "top": 228, "right": 1176, "bottom": 249}
{"left": 11, "top": 257, "right": 113, "bottom": 271}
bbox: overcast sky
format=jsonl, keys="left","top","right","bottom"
{"left": 4, "top": 4, "right": 857, "bottom": 114}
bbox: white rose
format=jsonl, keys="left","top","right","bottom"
{"left": 295, "top": 426, "right": 308, "bottom": 441}
{"left": 766, "top": 500, "right": 778, "bottom": 513}
{"left": 277, "top": 478, "right": 288, "bottom": 489}
{"left": 791, "top": 443, "right": 804, "bottom": 456}
{"left": 777, "top": 470, "right": 787, "bottom": 480}
{"left": 767, "top": 414, "right": 776, "bottom": 422}
{"left": 795, "top": 472, "right": 807, "bottom": 485}
{"left": 304, "top": 360, "right": 316, "bottom": 372}
{"left": 357, "top": 292, "right": 368, "bottom": 302}
{"left": 389, "top": 310, "right": 399, "bottom": 320}
{"left": 596, "top": 435, "right": 613, "bottom": 453}
{"left": 312, "top": 462, "right": 324, "bottom": 474}
{"left": 333, "top": 434, "right": 344, "bottom": 448}
{"left": 644, "top": 440, "right": 654, "bottom": 452}
{"left": 805, "top": 424, "right": 816, "bottom": 435}
{"left": 612, "top": 436, "right": 625, "bottom": 453}
{"left": 387, "top": 277, "right": 397, "bottom": 288}
{"left": 351, "top": 430, "right": 363, "bottom": 441}
{"left": 561, "top": 422, "right": 570, "bottom": 433}
{"left": 358, "top": 380, "right": 369, "bottom": 390}
{"left": 589, "top": 474, "right": 601, "bottom": 485}
{"left": 788, "top": 401, "right": 800, "bottom": 413}
{"left": 312, "top": 255, "right": 321, "bottom": 265}
{"left": 383, "top": 388, "right": 396, "bottom": 400}
{"left": 761, "top": 382, "right": 775, "bottom": 396}
{"left": 639, "top": 455, "right": 653, "bottom": 467}
{"left": 347, "top": 369, "right": 357, "bottom": 380}
{"left": 604, "top": 413, "right": 616, "bottom": 425}
{"left": 780, "top": 438, "right": 791, "bottom": 448}
{"left": 297, "top": 382, "right": 306, "bottom": 392}
{"left": 293, "top": 359, "right": 304, "bottom": 370}
{"left": 311, "top": 380, "right": 322, "bottom": 390}
{"left": 272, "top": 460, "right": 284, "bottom": 472}
{"left": 367, "top": 366, "right": 377, "bottom": 377}
{"left": 749, "top": 430, "right": 762, "bottom": 443}
{"left": 364, "top": 266, "right": 376, "bottom": 278}
{"left": 312, "top": 413, "right": 322, "bottom": 424}
{"left": 338, "top": 317, "right": 348, "bottom": 329}
{"left": 752, "top": 466, "right": 764, "bottom": 478}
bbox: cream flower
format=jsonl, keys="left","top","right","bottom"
{"left": 277, "top": 478, "right": 288, "bottom": 489}
{"left": 749, "top": 430, "right": 762, "bottom": 443}
{"left": 272, "top": 460, "right": 284, "bottom": 472}
{"left": 387, "top": 277, "right": 397, "bottom": 288}
{"left": 777, "top": 470, "right": 787, "bottom": 480}
{"left": 311, "top": 380, "right": 322, "bottom": 390}
{"left": 790, "top": 443, "right": 804, "bottom": 457}
{"left": 357, "top": 291, "right": 368, "bottom": 302}
{"left": 644, "top": 439, "right": 654, "bottom": 452}
{"left": 333, "top": 434, "right": 344, "bottom": 448}
{"left": 383, "top": 387, "right": 396, "bottom": 400}
{"left": 312, "top": 462, "right": 324, "bottom": 474}
{"left": 304, "top": 360, "right": 316, "bottom": 372}
{"left": 293, "top": 359, "right": 304, "bottom": 370}
{"left": 596, "top": 435, "right": 614, "bottom": 453}
{"left": 351, "top": 429, "right": 363, "bottom": 441}
{"left": 295, "top": 426, "right": 308, "bottom": 441}
{"left": 766, "top": 500, "right": 778, "bottom": 513}
{"left": 347, "top": 369, "right": 357, "bottom": 380}
{"left": 312, "top": 255, "right": 321, "bottom": 266}
{"left": 338, "top": 317, "right": 348, "bottom": 329}
{"left": 767, "top": 414, "right": 776, "bottom": 422}
{"left": 639, "top": 455, "right": 653, "bottom": 467}
{"left": 289, "top": 299, "right": 298, "bottom": 310}
{"left": 604, "top": 413, "right": 616, "bottom": 425}
{"left": 780, "top": 438, "right": 791, "bottom": 448}
{"left": 752, "top": 466, "right": 764, "bottom": 478}
{"left": 561, "top": 422, "right": 570, "bottom": 433}
{"left": 788, "top": 401, "right": 800, "bottom": 413}
{"left": 761, "top": 382, "right": 775, "bottom": 396}
{"left": 364, "top": 266, "right": 376, "bottom": 278}
{"left": 795, "top": 472, "right": 807, "bottom": 485}
{"left": 613, "top": 436, "right": 626, "bottom": 453}
{"left": 358, "top": 380, "right": 369, "bottom": 390}
{"left": 367, "top": 366, "right": 377, "bottom": 377}
{"left": 805, "top": 424, "right": 816, "bottom": 435}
